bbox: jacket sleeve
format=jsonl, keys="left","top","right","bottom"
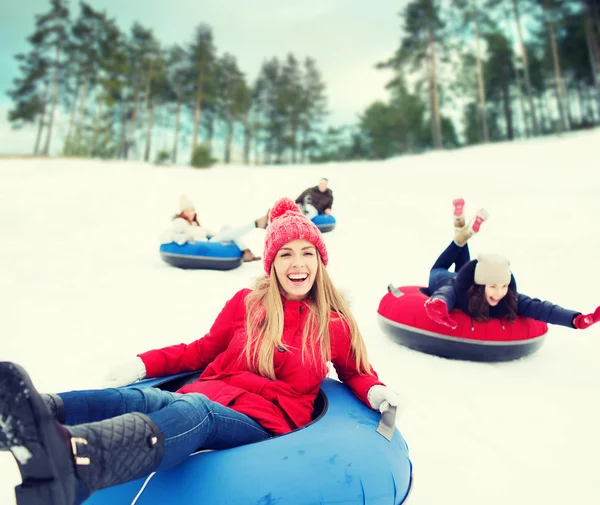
{"left": 138, "top": 289, "right": 248, "bottom": 378}
{"left": 330, "top": 318, "right": 384, "bottom": 408}
{"left": 327, "top": 190, "right": 333, "bottom": 210}
{"left": 517, "top": 293, "right": 580, "bottom": 328}
{"left": 431, "top": 283, "right": 458, "bottom": 312}
{"left": 432, "top": 260, "right": 477, "bottom": 312}
{"left": 295, "top": 189, "right": 309, "bottom": 204}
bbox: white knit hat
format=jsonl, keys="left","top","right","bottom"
{"left": 474, "top": 253, "right": 511, "bottom": 285}
{"left": 178, "top": 194, "right": 195, "bottom": 213}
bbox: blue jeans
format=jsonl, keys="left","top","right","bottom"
{"left": 428, "top": 241, "right": 470, "bottom": 294}
{"left": 58, "top": 387, "right": 271, "bottom": 471}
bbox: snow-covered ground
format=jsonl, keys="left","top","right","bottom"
{"left": 1, "top": 129, "right": 600, "bottom": 504}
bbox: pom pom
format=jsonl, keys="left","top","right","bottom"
{"left": 269, "top": 197, "right": 301, "bottom": 223}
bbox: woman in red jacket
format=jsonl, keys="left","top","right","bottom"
{"left": 0, "top": 197, "right": 397, "bottom": 505}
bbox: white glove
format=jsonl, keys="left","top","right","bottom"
{"left": 368, "top": 385, "right": 400, "bottom": 413}
{"left": 102, "top": 356, "right": 147, "bottom": 388}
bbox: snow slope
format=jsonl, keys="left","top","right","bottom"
{"left": 1, "top": 129, "right": 599, "bottom": 504}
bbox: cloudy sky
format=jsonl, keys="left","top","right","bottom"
{"left": 0, "top": 0, "right": 408, "bottom": 154}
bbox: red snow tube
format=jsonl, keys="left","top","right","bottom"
{"left": 377, "top": 285, "right": 548, "bottom": 362}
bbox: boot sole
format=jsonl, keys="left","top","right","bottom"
{"left": 0, "top": 362, "right": 76, "bottom": 505}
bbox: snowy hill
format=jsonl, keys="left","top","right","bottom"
{"left": 1, "top": 129, "right": 599, "bottom": 504}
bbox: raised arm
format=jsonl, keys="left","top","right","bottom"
{"left": 517, "top": 293, "right": 580, "bottom": 328}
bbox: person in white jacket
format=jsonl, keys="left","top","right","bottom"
{"left": 161, "top": 195, "right": 269, "bottom": 262}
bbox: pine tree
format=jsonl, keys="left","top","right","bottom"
{"left": 299, "top": 57, "right": 328, "bottom": 163}
{"left": 8, "top": 0, "right": 71, "bottom": 155}
{"left": 165, "top": 45, "right": 189, "bottom": 163}
{"left": 188, "top": 24, "right": 216, "bottom": 153}
{"left": 6, "top": 51, "right": 50, "bottom": 154}
{"left": 380, "top": 0, "right": 445, "bottom": 149}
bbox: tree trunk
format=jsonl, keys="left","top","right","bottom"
{"left": 546, "top": 13, "right": 568, "bottom": 131}
{"left": 75, "top": 80, "right": 89, "bottom": 138}
{"left": 300, "top": 126, "right": 308, "bottom": 163}
{"left": 144, "top": 99, "right": 156, "bottom": 162}
{"left": 42, "top": 43, "right": 61, "bottom": 155}
{"left": 565, "top": 88, "right": 575, "bottom": 128}
{"left": 206, "top": 114, "right": 214, "bottom": 151}
{"left": 428, "top": 20, "right": 443, "bottom": 149}
{"left": 65, "top": 80, "right": 80, "bottom": 146}
{"left": 242, "top": 120, "right": 251, "bottom": 165}
{"left": 574, "top": 82, "right": 585, "bottom": 126}
{"left": 511, "top": 0, "right": 539, "bottom": 136}
{"left": 224, "top": 119, "right": 234, "bottom": 164}
{"left": 192, "top": 73, "right": 204, "bottom": 152}
{"left": 586, "top": 82, "right": 598, "bottom": 122}
{"left": 91, "top": 102, "right": 102, "bottom": 157}
{"left": 119, "top": 107, "right": 127, "bottom": 159}
{"left": 34, "top": 87, "right": 49, "bottom": 155}
{"left": 593, "top": 0, "right": 600, "bottom": 33}
{"left": 291, "top": 121, "right": 298, "bottom": 163}
{"left": 584, "top": 13, "right": 600, "bottom": 118}
{"left": 253, "top": 129, "right": 261, "bottom": 165}
{"left": 125, "top": 82, "right": 142, "bottom": 159}
{"left": 172, "top": 85, "right": 182, "bottom": 164}
{"left": 501, "top": 82, "right": 514, "bottom": 140}
{"left": 142, "top": 64, "right": 153, "bottom": 117}
{"left": 472, "top": 0, "right": 489, "bottom": 142}
{"left": 538, "top": 95, "right": 548, "bottom": 133}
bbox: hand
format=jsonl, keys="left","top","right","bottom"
{"left": 368, "top": 385, "right": 400, "bottom": 413}
{"left": 424, "top": 297, "right": 458, "bottom": 330}
{"left": 573, "top": 306, "right": 600, "bottom": 330}
{"left": 102, "top": 356, "right": 147, "bottom": 388}
{"left": 324, "top": 208, "right": 331, "bottom": 215}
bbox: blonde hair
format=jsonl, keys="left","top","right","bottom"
{"left": 244, "top": 252, "right": 371, "bottom": 380}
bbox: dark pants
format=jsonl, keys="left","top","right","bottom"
{"left": 427, "top": 241, "right": 470, "bottom": 294}
{"left": 58, "top": 387, "right": 271, "bottom": 471}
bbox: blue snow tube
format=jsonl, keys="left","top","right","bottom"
{"left": 312, "top": 213, "right": 336, "bottom": 233}
{"left": 85, "top": 373, "right": 413, "bottom": 505}
{"left": 159, "top": 241, "right": 243, "bottom": 270}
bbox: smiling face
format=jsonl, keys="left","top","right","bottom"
{"left": 485, "top": 283, "right": 509, "bottom": 306}
{"left": 273, "top": 239, "right": 319, "bottom": 300}
{"left": 318, "top": 178, "right": 328, "bottom": 192}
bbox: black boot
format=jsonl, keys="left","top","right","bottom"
{"left": 0, "top": 362, "right": 84, "bottom": 505}
{"left": 0, "top": 362, "right": 164, "bottom": 505}
{"left": 66, "top": 412, "right": 164, "bottom": 494}
{"left": 42, "top": 393, "right": 65, "bottom": 423}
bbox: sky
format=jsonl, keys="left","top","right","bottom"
{"left": 0, "top": 0, "right": 408, "bottom": 154}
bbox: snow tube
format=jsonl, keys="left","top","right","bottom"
{"left": 86, "top": 373, "right": 413, "bottom": 505}
{"left": 312, "top": 213, "right": 336, "bottom": 233}
{"left": 378, "top": 285, "right": 548, "bottom": 362}
{"left": 159, "top": 241, "right": 242, "bottom": 270}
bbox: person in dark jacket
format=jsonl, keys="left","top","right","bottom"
{"left": 424, "top": 198, "right": 600, "bottom": 331}
{"left": 0, "top": 197, "right": 398, "bottom": 505}
{"left": 295, "top": 178, "right": 334, "bottom": 219}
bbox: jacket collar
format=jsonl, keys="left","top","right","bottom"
{"left": 280, "top": 294, "right": 311, "bottom": 311}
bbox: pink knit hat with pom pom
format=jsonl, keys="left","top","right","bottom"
{"left": 263, "top": 197, "right": 328, "bottom": 275}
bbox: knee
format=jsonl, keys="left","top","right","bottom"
{"left": 173, "top": 393, "right": 213, "bottom": 417}
{"left": 127, "top": 387, "right": 176, "bottom": 412}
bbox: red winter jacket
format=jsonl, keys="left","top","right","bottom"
{"left": 138, "top": 289, "right": 384, "bottom": 435}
